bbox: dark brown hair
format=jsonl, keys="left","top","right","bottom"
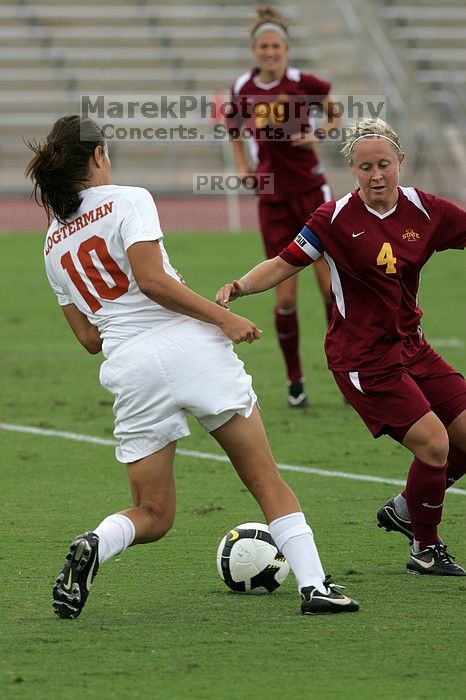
{"left": 25, "top": 115, "right": 105, "bottom": 223}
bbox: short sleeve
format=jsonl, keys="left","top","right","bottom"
{"left": 432, "top": 196, "right": 466, "bottom": 252}
{"left": 301, "top": 73, "right": 331, "bottom": 98}
{"left": 120, "top": 188, "right": 164, "bottom": 251}
{"left": 45, "top": 264, "right": 72, "bottom": 306}
{"left": 280, "top": 225, "right": 324, "bottom": 266}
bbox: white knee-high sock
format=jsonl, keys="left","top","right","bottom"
{"left": 269, "top": 512, "right": 326, "bottom": 593}
{"left": 93, "top": 513, "right": 136, "bottom": 565}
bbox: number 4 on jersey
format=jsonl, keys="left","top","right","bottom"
{"left": 376, "top": 242, "right": 397, "bottom": 274}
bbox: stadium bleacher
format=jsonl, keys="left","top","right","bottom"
{"left": 1, "top": 1, "right": 301, "bottom": 193}
{"left": 378, "top": 2, "right": 466, "bottom": 101}
{"left": 1, "top": 0, "right": 465, "bottom": 202}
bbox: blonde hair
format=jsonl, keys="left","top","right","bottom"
{"left": 250, "top": 6, "right": 289, "bottom": 44}
{"left": 341, "top": 118, "right": 401, "bottom": 159}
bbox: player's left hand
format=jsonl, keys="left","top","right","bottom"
{"left": 219, "top": 311, "right": 262, "bottom": 344}
{"left": 215, "top": 279, "right": 245, "bottom": 308}
{"left": 290, "top": 131, "right": 324, "bottom": 149}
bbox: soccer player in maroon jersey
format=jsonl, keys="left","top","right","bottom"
{"left": 216, "top": 117, "right": 466, "bottom": 577}
{"left": 225, "top": 6, "right": 342, "bottom": 408}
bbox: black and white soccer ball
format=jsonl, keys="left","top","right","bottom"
{"left": 216, "top": 522, "right": 290, "bottom": 594}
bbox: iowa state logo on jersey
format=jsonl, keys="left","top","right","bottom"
{"left": 402, "top": 229, "right": 420, "bottom": 241}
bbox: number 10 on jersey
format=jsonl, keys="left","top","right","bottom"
{"left": 61, "top": 235, "right": 129, "bottom": 312}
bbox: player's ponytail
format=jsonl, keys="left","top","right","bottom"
{"left": 250, "top": 6, "right": 289, "bottom": 44}
{"left": 25, "top": 115, "right": 105, "bottom": 224}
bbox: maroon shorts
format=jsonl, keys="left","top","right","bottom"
{"left": 258, "top": 184, "right": 332, "bottom": 259}
{"left": 332, "top": 343, "right": 466, "bottom": 442}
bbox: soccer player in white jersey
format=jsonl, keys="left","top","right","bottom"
{"left": 216, "top": 118, "right": 466, "bottom": 578}
{"left": 26, "top": 115, "right": 359, "bottom": 619}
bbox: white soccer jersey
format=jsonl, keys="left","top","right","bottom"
{"left": 44, "top": 185, "right": 181, "bottom": 357}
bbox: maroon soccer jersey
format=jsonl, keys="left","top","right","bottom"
{"left": 280, "top": 187, "right": 466, "bottom": 372}
{"left": 225, "top": 67, "right": 331, "bottom": 200}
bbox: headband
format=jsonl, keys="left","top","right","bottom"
{"left": 349, "top": 133, "right": 401, "bottom": 155}
{"left": 251, "top": 22, "right": 288, "bottom": 44}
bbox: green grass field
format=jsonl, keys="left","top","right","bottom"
{"left": 1, "top": 231, "right": 465, "bottom": 700}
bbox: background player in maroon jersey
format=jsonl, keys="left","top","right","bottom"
{"left": 225, "top": 6, "right": 342, "bottom": 408}
{"left": 216, "top": 117, "right": 466, "bottom": 577}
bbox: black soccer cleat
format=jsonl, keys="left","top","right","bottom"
{"left": 407, "top": 543, "right": 465, "bottom": 577}
{"left": 377, "top": 497, "right": 413, "bottom": 544}
{"left": 288, "top": 381, "right": 309, "bottom": 408}
{"left": 301, "top": 575, "right": 359, "bottom": 615}
{"left": 53, "top": 532, "right": 100, "bottom": 619}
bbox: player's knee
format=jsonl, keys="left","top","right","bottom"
{"left": 246, "top": 469, "right": 285, "bottom": 499}
{"left": 405, "top": 417, "right": 450, "bottom": 466}
{"left": 141, "top": 500, "right": 175, "bottom": 540}
{"left": 423, "top": 435, "right": 450, "bottom": 467}
{"left": 275, "top": 302, "right": 296, "bottom": 314}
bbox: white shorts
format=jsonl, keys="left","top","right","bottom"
{"left": 99, "top": 317, "right": 257, "bottom": 463}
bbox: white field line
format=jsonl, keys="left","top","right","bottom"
{"left": 1, "top": 421, "right": 465, "bottom": 496}
{"left": 430, "top": 338, "right": 465, "bottom": 349}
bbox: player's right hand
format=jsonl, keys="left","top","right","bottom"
{"left": 219, "top": 312, "right": 262, "bottom": 344}
{"left": 215, "top": 280, "right": 245, "bottom": 308}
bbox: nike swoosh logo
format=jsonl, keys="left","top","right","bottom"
{"left": 422, "top": 501, "right": 444, "bottom": 509}
{"left": 352, "top": 231, "right": 365, "bottom": 237}
{"left": 314, "top": 594, "right": 353, "bottom": 605}
{"left": 63, "top": 570, "right": 73, "bottom": 591}
{"left": 412, "top": 556, "right": 435, "bottom": 569}
{"left": 86, "top": 557, "right": 98, "bottom": 591}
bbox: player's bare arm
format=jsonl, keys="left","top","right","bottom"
{"left": 291, "top": 95, "right": 343, "bottom": 149}
{"left": 128, "top": 240, "right": 262, "bottom": 344}
{"left": 215, "top": 256, "right": 303, "bottom": 308}
{"left": 231, "top": 137, "right": 255, "bottom": 179}
{"left": 61, "top": 304, "right": 102, "bottom": 354}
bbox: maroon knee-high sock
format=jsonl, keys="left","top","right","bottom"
{"left": 274, "top": 307, "right": 302, "bottom": 385}
{"left": 402, "top": 445, "right": 466, "bottom": 499}
{"left": 446, "top": 445, "right": 466, "bottom": 488}
{"left": 405, "top": 457, "right": 447, "bottom": 549}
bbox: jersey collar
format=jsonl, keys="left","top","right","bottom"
{"left": 252, "top": 66, "right": 286, "bottom": 90}
{"left": 353, "top": 187, "right": 401, "bottom": 219}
